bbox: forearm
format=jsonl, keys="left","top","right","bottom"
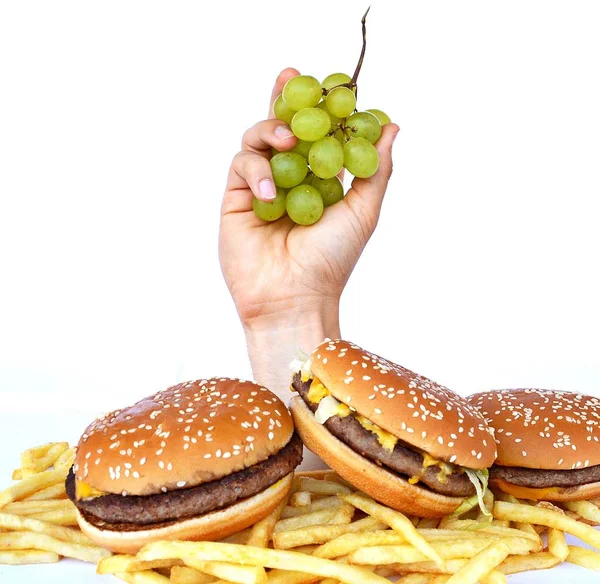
{"left": 243, "top": 299, "right": 341, "bottom": 405}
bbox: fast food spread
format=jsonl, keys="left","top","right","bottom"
{"left": 1, "top": 339, "right": 600, "bottom": 582}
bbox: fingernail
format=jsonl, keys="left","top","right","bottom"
{"left": 274, "top": 125, "right": 295, "bottom": 140}
{"left": 259, "top": 179, "right": 277, "bottom": 200}
{"left": 392, "top": 129, "right": 400, "bottom": 144}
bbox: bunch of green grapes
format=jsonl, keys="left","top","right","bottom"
{"left": 253, "top": 72, "right": 391, "bottom": 225}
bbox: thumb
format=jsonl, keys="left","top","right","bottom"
{"left": 348, "top": 123, "right": 400, "bottom": 210}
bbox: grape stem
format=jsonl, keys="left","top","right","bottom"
{"left": 350, "top": 6, "right": 370, "bottom": 89}
{"left": 321, "top": 7, "right": 370, "bottom": 96}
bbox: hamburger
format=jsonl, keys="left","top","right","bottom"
{"left": 289, "top": 339, "right": 497, "bottom": 517}
{"left": 66, "top": 378, "right": 303, "bottom": 553}
{"left": 468, "top": 388, "right": 600, "bottom": 501}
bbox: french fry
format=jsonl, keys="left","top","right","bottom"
{"left": 185, "top": 559, "right": 267, "bottom": 584}
{"left": 23, "top": 482, "right": 67, "bottom": 501}
{"left": 281, "top": 496, "right": 345, "bottom": 519}
{"left": 2, "top": 499, "right": 74, "bottom": 515}
{"left": 28, "top": 508, "right": 78, "bottom": 526}
{"left": 19, "top": 443, "right": 58, "bottom": 460}
{"left": 289, "top": 491, "right": 312, "bottom": 507}
{"left": 138, "top": 541, "right": 392, "bottom": 584}
{"left": 497, "top": 551, "right": 560, "bottom": 574}
{"left": 341, "top": 493, "right": 445, "bottom": 569}
{"left": 547, "top": 528, "right": 569, "bottom": 561}
{"left": 170, "top": 566, "right": 217, "bottom": 584}
{"left": 21, "top": 443, "right": 69, "bottom": 478}
{"left": 476, "top": 490, "right": 495, "bottom": 523}
{"left": 298, "top": 477, "right": 352, "bottom": 496}
{"left": 429, "top": 577, "right": 451, "bottom": 584}
{"left": 97, "top": 554, "right": 184, "bottom": 574}
{"left": 566, "top": 545, "right": 600, "bottom": 571}
{"left": 247, "top": 494, "right": 290, "bottom": 548}
{"left": 387, "top": 559, "right": 467, "bottom": 574}
{"left": 493, "top": 501, "right": 600, "bottom": 549}
{"left": 0, "top": 511, "right": 94, "bottom": 546}
{"left": 273, "top": 516, "right": 385, "bottom": 549}
{"left": 266, "top": 570, "right": 320, "bottom": 584}
{"left": 11, "top": 469, "right": 22, "bottom": 481}
{"left": 417, "top": 517, "right": 440, "bottom": 529}
{"left": 0, "top": 468, "right": 66, "bottom": 507}
{"left": 396, "top": 575, "right": 432, "bottom": 584}
{"left": 564, "top": 501, "right": 600, "bottom": 525}
{"left": 0, "top": 531, "right": 110, "bottom": 562}
{"left": 115, "top": 571, "right": 171, "bottom": 584}
{"left": 274, "top": 508, "right": 340, "bottom": 534}
{"left": 217, "top": 528, "right": 251, "bottom": 545}
{"left": 481, "top": 571, "right": 507, "bottom": 584}
{"left": 445, "top": 541, "right": 510, "bottom": 584}
{"left": 54, "top": 447, "right": 76, "bottom": 472}
{"left": 0, "top": 549, "right": 60, "bottom": 564}
{"left": 347, "top": 537, "right": 534, "bottom": 566}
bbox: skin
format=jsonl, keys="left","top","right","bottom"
{"left": 219, "top": 68, "right": 399, "bottom": 403}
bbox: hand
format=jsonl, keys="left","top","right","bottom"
{"left": 219, "top": 68, "right": 399, "bottom": 398}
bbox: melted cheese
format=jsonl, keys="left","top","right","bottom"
{"left": 355, "top": 415, "right": 398, "bottom": 452}
{"left": 75, "top": 480, "right": 107, "bottom": 500}
{"left": 408, "top": 476, "right": 420, "bottom": 485}
{"left": 307, "top": 378, "right": 329, "bottom": 403}
{"left": 494, "top": 479, "right": 560, "bottom": 501}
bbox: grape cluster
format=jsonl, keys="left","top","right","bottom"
{"left": 253, "top": 73, "right": 391, "bottom": 226}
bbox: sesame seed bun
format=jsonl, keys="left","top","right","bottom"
{"left": 469, "top": 388, "right": 600, "bottom": 501}
{"left": 309, "top": 340, "right": 497, "bottom": 468}
{"left": 468, "top": 389, "right": 600, "bottom": 470}
{"left": 75, "top": 473, "right": 293, "bottom": 554}
{"left": 74, "top": 378, "right": 294, "bottom": 495}
{"left": 290, "top": 396, "right": 463, "bottom": 516}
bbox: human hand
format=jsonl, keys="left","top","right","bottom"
{"left": 219, "top": 68, "right": 399, "bottom": 397}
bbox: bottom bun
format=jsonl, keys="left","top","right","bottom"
{"left": 492, "top": 478, "right": 600, "bottom": 502}
{"left": 289, "top": 396, "right": 463, "bottom": 517}
{"left": 76, "top": 473, "right": 294, "bottom": 554}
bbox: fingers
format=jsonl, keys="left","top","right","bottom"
{"left": 268, "top": 67, "right": 300, "bottom": 118}
{"left": 223, "top": 150, "right": 276, "bottom": 214}
{"left": 242, "top": 119, "right": 297, "bottom": 155}
{"left": 345, "top": 123, "right": 400, "bottom": 220}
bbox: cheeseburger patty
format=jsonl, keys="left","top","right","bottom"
{"left": 491, "top": 462, "right": 600, "bottom": 489}
{"left": 293, "top": 375, "right": 475, "bottom": 497}
{"left": 66, "top": 433, "right": 302, "bottom": 527}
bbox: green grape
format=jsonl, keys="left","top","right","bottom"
{"left": 273, "top": 95, "right": 295, "bottom": 125}
{"left": 317, "top": 101, "right": 341, "bottom": 131}
{"left": 270, "top": 152, "right": 308, "bottom": 188}
{"left": 308, "top": 137, "right": 344, "bottom": 179}
{"left": 311, "top": 176, "right": 344, "bottom": 207}
{"left": 252, "top": 187, "right": 287, "bottom": 221}
{"left": 326, "top": 87, "right": 356, "bottom": 118}
{"left": 322, "top": 72, "right": 352, "bottom": 91}
{"left": 343, "top": 137, "right": 379, "bottom": 178}
{"left": 291, "top": 139, "right": 312, "bottom": 158}
{"left": 282, "top": 75, "right": 323, "bottom": 111}
{"left": 366, "top": 108, "right": 391, "bottom": 126}
{"left": 301, "top": 172, "right": 315, "bottom": 185}
{"left": 286, "top": 184, "right": 324, "bottom": 225}
{"left": 291, "top": 108, "right": 330, "bottom": 142}
{"left": 346, "top": 111, "right": 382, "bottom": 144}
{"left": 333, "top": 128, "right": 348, "bottom": 145}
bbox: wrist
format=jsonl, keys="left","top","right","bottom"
{"left": 242, "top": 298, "right": 341, "bottom": 401}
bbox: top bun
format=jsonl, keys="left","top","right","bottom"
{"left": 309, "top": 340, "right": 496, "bottom": 469}
{"left": 74, "top": 378, "right": 294, "bottom": 496}
{"left": 468, "top": 388, "right": 600, "bottom": 470}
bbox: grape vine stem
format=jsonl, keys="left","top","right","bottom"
{"left": 350, "top": 6, "right": 370, "bottom": 89}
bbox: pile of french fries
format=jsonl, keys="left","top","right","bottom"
{"left": 0, "top": 441, "right": 111, "bottom": 565}
{"left": 3, "top": 442, "right": 600, "bottom": 583}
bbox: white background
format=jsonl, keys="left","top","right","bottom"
{"left": 0, "top": 2, "right": 599, "bottom": 581}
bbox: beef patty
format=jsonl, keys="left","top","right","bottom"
{"left": 491, "top": 462, "right": 600, "bottom": 489}
{"left": 66, "top": 432, "right": 302, "bottom": 528}
{"left": 293, "top": 375, "right": 475, "bottom": 497}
